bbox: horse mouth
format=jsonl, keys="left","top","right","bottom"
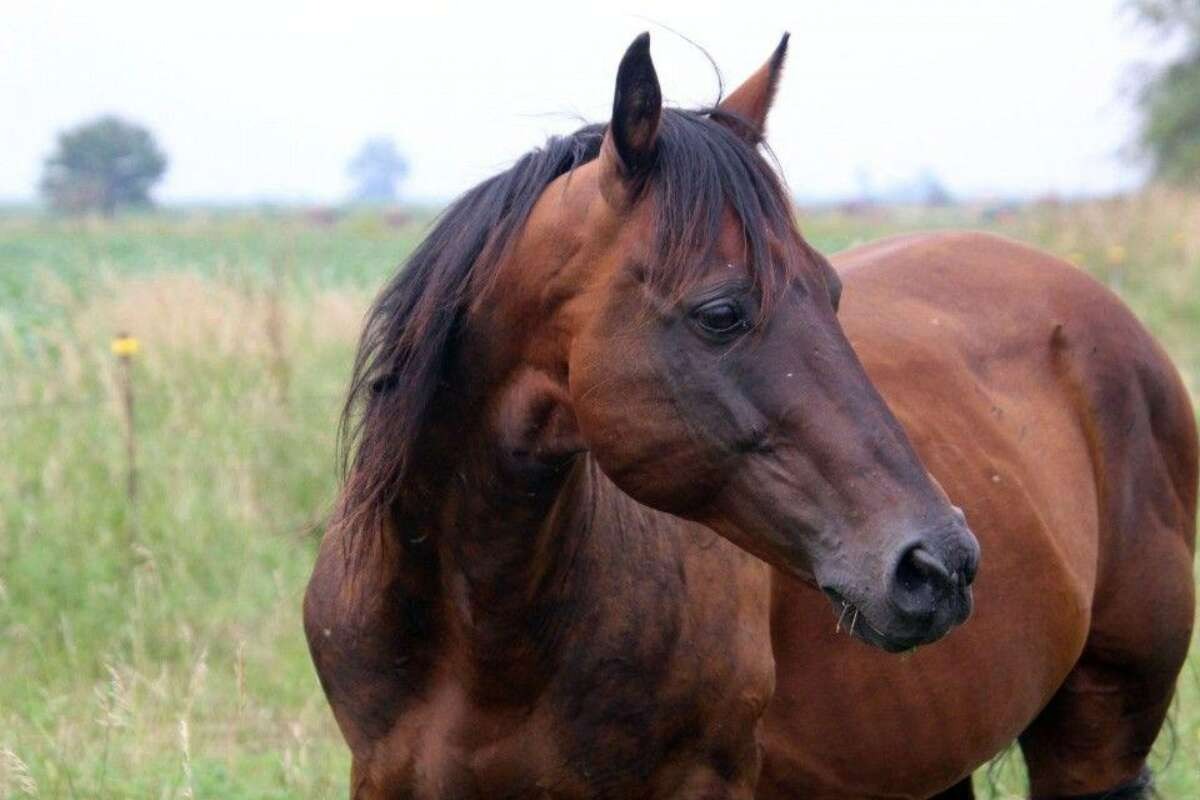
{"left": 821, "top": 588, "right": 931, "bottom": 654}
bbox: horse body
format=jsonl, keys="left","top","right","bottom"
{"left": 761, "top": 232, "right": 1197, "bottom": 799}
{"left": 305, "top": 35, "right": 1195, "bottom": 800}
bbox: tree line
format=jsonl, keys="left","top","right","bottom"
{"left": 39, "top": 120, "right": 409, "bottom": 216}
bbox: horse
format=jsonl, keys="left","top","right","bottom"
{"left": 304, "top": 34, "right": 1197, "bottom": 799}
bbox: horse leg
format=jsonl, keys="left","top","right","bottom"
{"left": 1015, "top": 542, "right": 1193, "bottom": 798}
{"left": 1015, "top": 651, "right": 1176, "bottom": 799}
{"left": 1018, "top": 339, "right": 1197, "bottom": 800}
{"left": 927, "top": 777, "right": 973, "bottom": 799}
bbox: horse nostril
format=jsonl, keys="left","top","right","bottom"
{"left": 887, "top": 534, "right": 977, "bottom": 636}
{"left": 910, "top": 546, "right": 951, "bottom": 581}
{"left": 895, "top": 544, "right": 952, "bottom": 595}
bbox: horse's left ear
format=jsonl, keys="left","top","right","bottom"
{"left": 599, "top": 32, "right": 662, "bottom": 205}
{"left": 715, "top": 33, "right": 789, "bottom": 143}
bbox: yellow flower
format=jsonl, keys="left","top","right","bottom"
{"left": 111, "top": 335, "right": 140, "bottom": 357}
{"left": 1106, "top": 244, "right": 1127, "bottom": 265}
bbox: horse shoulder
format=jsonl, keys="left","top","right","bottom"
{"left": 304, "top": 525, "right": 439, "bottom": 765}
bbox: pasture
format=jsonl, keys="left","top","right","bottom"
{"left": 1, "top": 193, "right": 1197, "bottom": 797}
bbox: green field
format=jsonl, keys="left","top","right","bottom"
{"left": 1, "top": 194, "right": 1197, "bottom": 797}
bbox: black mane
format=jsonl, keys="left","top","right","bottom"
{"left": 337, "top": 107, "right": 804, "bottom": 539}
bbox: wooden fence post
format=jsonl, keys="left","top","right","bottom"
{"left": 267, "top": 255, "right": 290, "bottom": 405}
{"left": 111, "top": 332, "right": 139, "bottom": 503}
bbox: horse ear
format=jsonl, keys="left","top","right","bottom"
{"left": 599, "top": 33, "right": 662, "bottom": 201}
{"left": 715, "top": 33, "right": 789, "bottom": 143}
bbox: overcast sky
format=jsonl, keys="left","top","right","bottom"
{"left": 2, "top": 0, "right": 1164, "bottom": 204}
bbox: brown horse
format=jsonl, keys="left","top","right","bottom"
{"left": 304, "top": 34, "right": 1196, "bottom": 799}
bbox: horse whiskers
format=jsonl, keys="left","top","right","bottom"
{"left": 850, "top": 607, "right": 859, "bottom": 638}
{"left": 836, "top": 601, "right": 850, "bottom": 634}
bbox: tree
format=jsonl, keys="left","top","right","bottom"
{"left": 40, "top": 115, "right": 167, "bottom": 215}
{"left": 348, "top": 138, "right": 409, "bottom": 204}
{"left": 1130, "top": 0, "right": 1200, "bottom": 183}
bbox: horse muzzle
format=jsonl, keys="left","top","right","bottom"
{"left": 821, "top": 515, "right": 979, "bottom": 652}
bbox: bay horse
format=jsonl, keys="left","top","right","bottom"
{"left": 304, "top": 34, "right": 1197, "bottom": 799}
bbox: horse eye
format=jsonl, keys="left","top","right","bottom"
{"left": 693, "top": 299, "right": 748, "bottom": 337}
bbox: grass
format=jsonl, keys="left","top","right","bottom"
{"left": 0, "top": 193, "right": 1197, "bottom": 797}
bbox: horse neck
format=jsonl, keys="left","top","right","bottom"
{"left": 418, "top": 440, "right": 672, "bottom": 701}
{"left": 392, "top": 291, "right": 689, "bottom": 700}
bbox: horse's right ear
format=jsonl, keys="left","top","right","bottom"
{"left": 599, "top": 32, "right": 662, "bottom": 206}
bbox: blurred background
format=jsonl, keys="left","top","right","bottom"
{"left": 1, "top": 1, "right": 1197, "bottom": 796}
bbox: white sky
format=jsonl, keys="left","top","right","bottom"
{"left": 2, "top": 0, "right": 1164, "bottom": 204}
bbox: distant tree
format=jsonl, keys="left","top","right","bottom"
{"left": 915, "top": 168, "right": 954, "bottom": 207}
{"left": 1129, "top": 0, "right": 1200, "bottom": 183}
{"left": 348, "top": 138, "right": 409, "bottom": 204}
{"left": 40, "top": 115, "right": 167, "bottom": 215}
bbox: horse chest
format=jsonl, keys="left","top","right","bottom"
{"left": 362, "top": 542, "right": 773, "bottom": 798}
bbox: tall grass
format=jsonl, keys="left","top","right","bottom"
{"left": 0, "top": 195, "right": 1196, "bottom": 797}
{"left": 0, "top": 213, "right": 420, "bottom": 797}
